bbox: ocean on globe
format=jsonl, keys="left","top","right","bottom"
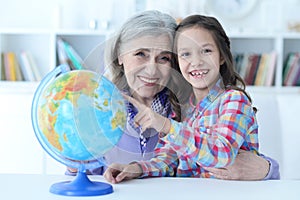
{"left": 32, "top": 65, "right": 127, "bottom": 170}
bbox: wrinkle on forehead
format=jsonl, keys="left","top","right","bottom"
{"left": 119, "top": 35, "right": 172, "bottom": 55}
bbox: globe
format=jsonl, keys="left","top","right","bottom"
{"left": 31, "top": 64, "right": 127, "bottom": 196}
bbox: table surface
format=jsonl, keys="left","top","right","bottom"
{"left": 1, "top": 174, "right": 299, "bottom": 200}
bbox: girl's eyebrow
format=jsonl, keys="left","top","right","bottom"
{"left": 178, "top": 43, "right": 215, "bottom": 51}
{"left": 178, "top": 47, "right": 189, "bottom": 52}
{"left": 202, "top": 43, "right": 215, "bottom": 48}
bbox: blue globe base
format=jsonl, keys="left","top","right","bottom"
{"left": 50, "top": 171, "right": 113, "bottom": 196}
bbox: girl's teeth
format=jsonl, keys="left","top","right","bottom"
{"left": 191, "top": 70, "right": 208, "bottom": 76}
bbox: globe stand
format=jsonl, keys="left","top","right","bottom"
{"left": 50, "top": 171, "right": 113, "bottom": 196}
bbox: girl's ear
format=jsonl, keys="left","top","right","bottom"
{"left": 220, "top": 57, "right": 225, "bottom": 65}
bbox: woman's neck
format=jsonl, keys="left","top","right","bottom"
{"left": 131, "top": 92, "right": 153, "bottom": 107}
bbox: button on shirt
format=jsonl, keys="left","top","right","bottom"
{"left": 139, "top": 81, "right": 259, "bottom": 178}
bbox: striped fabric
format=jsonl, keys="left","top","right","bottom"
{"left": 139, "top": 80, "right": 259, "bottom": 178}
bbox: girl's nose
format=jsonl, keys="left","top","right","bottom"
{"left": 190, "top": 55, "right": 204, "bottom": 67}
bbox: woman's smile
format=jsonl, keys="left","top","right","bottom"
{"left": 138, "top": 75, "right": 159, "bottom": 86}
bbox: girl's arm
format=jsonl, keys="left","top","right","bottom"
{"left": 165, "top": 90, "right": 259, "bottom": 168}
{"left": 138, "top": 138, "right": 179, "bottom": 177}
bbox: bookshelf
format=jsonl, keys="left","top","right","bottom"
{"left": 230, "top": 32, "right": 300, "bottom": 92}
{"left": 1, "top": 29, "right": 300, "bottom": 178}
{"left": 2, "top": 30, "right": 300, "bottom": 91}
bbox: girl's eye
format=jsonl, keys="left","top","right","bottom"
{"left": 201, "top": 48, "right": 212, "bottom": 55}
{"left": 180, "top": 52, "right": 190, "bottom": 58}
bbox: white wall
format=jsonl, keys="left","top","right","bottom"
{"left": 1, "top": 0, "right": 300, "bottom": 32}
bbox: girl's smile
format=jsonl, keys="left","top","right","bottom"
{"left": 176, "top": 27, "right": 224, "bottom": 101}
{"left": 189, "top": 69, "right": 209, "bottom": 78}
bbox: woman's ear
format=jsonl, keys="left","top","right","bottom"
{"left": 118, "top": 56, "right": 123, "bottom": 65}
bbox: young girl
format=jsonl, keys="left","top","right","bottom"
{"left": 104, "top": 14, "right": 273, "bottom": 183}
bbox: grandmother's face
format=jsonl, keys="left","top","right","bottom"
{"left": 118, "top": 34, "right": 172, "bottom": 105}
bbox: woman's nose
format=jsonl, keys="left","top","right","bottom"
{"left": 144, "top": 57, "right": 157, "bottom": 75}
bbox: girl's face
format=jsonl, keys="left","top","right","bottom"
{"left": 177, "top": 27, "right": 224, "bottom": 101}
{"left": 118, "top": 35, "right": 172, "bottom": 105}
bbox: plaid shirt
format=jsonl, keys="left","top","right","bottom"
{"left": 139, "top": 80, "right": 259, "bottom": 178}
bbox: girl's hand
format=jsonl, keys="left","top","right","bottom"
{"left": 122, "top": 94, "right": 170, "bottom": 133}
{"left": 203, "top": 150, "right": 270, "bottom": 180}
{"left": 103, "top": 163, "right": 143, "bottom": 184}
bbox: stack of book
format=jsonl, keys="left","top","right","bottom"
{"left": 282, "top": 52, "right": 300, "bottom": 86}
{"left": 233, "top": 52, "right": 277, "bottom": 86}
{"left": 56, "top": 38, "right": 85, "bottom": 70}
{"left": 1, "top": 51, "right": 42, "bottom": 81}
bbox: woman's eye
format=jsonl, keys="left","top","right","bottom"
{"left": 161, "top": 56, "right": 171, "bottom": 62}
{"left": 157, "top": 55, "right": 171, "bottom": 64}
{"left": 135, "top": 52, "right": 146, "bottom": 57}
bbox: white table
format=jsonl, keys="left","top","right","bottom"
{"left": 1, "top": 174, "right": 299, "bottom": 200}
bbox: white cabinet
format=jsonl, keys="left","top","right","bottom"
{"left": 0, "top": 84, "right": 43, "bottom": 174}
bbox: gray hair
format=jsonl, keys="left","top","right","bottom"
{"left": 104, "top": 10, "right": 177, "bottom": 90}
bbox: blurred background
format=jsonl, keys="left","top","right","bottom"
{"left": 1, "top": 0, "right": 300, "bottom": 180}
{"left": 0, "top": 0, "right": 299, "bottom": 33}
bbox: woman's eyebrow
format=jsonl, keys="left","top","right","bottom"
{"left": 134, "top": 48, "right": 150, "bottom": 52}
{"left": 160, "top": 50, "right": 172, "bottom": 54}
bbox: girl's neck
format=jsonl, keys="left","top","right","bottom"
{"left": 193, "top": 88, "right": 209, "bottom": 104}
{"left": 192, "top": 78, "right": 220, "bottom": 104}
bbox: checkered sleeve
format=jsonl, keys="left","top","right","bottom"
{"left": 167, "top": 90, "right": 259, "bottom": 168}
{"left": 138, "top": 138, "right": 179, "bottom": 177}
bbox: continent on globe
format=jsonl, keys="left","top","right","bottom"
{"left": 32, "top": 66, "right": 126, "bottom": 169}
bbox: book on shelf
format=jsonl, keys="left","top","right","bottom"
{"left": 3, "top": 52, "right": 16, "bottom": 81}
{"left": 0, "top": 51, "right": 41, "bottom": 82}
{"left": 282, "top": 53, "right": 295, "bottom": 84}
{"left": 254, "top": 53, "right": 268, "bottom": 86}
{"left": 19, "top": 51, "right": 37, "bottom": 81}
{"left": 239, "top": 53, "right": 251, "bottom": 80}
{"left": 264, "top": 52, "right": 277, "bottom": 86}
{"left": 26, "top": 51, "right": 42, "bottom": 81}
{"left": 254, "top": 52, "right": 277, "bottom": 86}
{"left": 233, "top": 52, "right": 277, "bottom": 86}
{"left": 283, "top": 52, "right": 300, "bottom": 86}
{"left": 10, "top": 52, "right": 23, "bottom": 81}
{"left": 57, "top": 38, "right": 84, "bottom": 70}
{"left": 1, "top": 53, "right": 6, "bottom": 80}
{"left": 2, "top": 52, "right": 24, "bottom": 81}
{"left": 245, "top": 54, "right": 261, "bottom": 85}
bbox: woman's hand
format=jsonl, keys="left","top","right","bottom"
{"left": 103, "top": 163, "right": 143, "bottom": 184}
{"left": 203, "top": 150, "right": 270, "bottom": 180}
{"left": 122, "top": 94, "right": 170, "bottom": 133}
